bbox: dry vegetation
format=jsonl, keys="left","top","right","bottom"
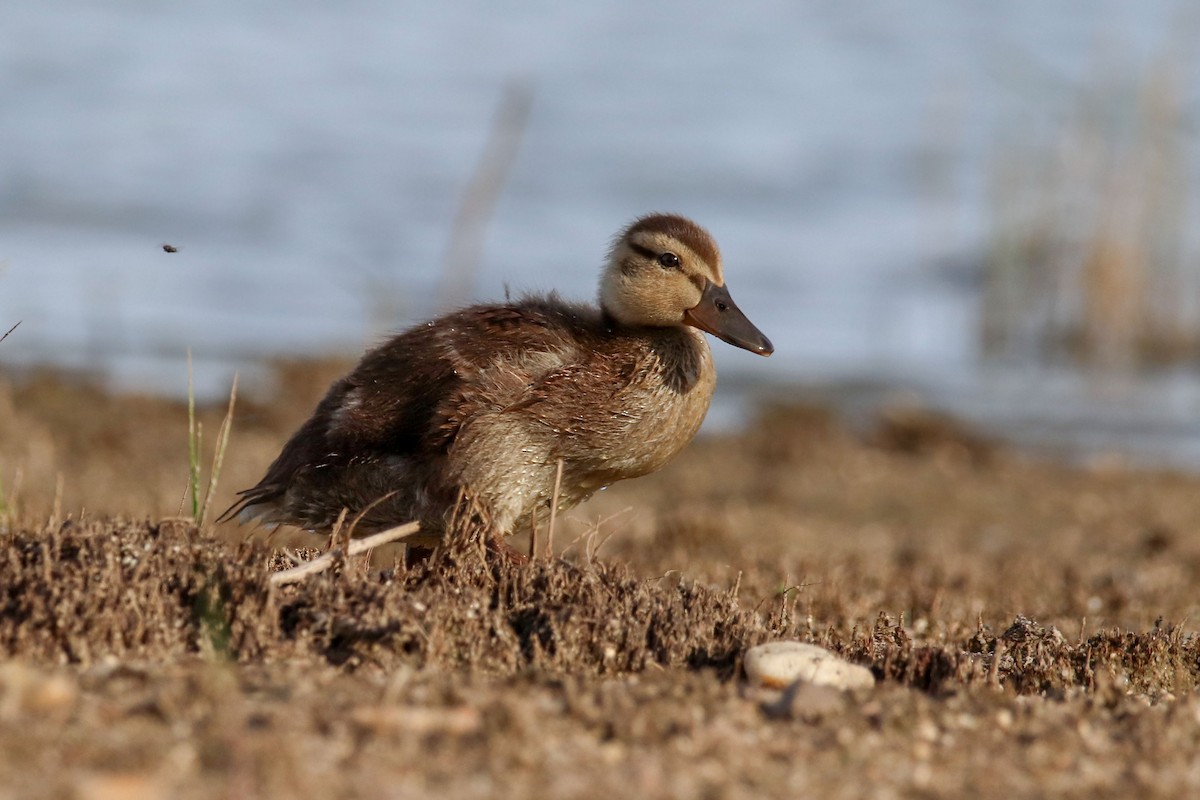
{"left": 2, "top": 365, "right": 1200, "bottom": 798}
{"left": 982, "top": 57, "right": 1199, "bottom": 367}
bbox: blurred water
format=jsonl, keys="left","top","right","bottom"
{"left": 2, "top": 1, "right": 1200, "bottom": 461}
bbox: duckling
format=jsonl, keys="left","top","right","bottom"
{"left": 222, "top": 213, "right": 772, "bottom": 557}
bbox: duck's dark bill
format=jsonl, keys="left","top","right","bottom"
{"left": 683, "top": 281, "right": 774, "bottom": 356}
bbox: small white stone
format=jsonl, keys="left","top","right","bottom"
{"left": 743, "top": 641, "right": 875, "bottom": 692}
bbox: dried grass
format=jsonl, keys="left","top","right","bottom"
{"left": 4, "top": 369, "right": 1200, "bottom": 797}
{"left": 2, "top": 516, "right": 1197, "bottom": 699}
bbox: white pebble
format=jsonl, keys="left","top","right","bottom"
{"left": 744, "top": 641, "right": 875, "bottom": 691}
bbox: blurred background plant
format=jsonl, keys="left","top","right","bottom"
{"left": 982, "top": 54, "right": 1196, "bottom": 369}
{"left": 1, "top": 2, "right": 1199, "bottom": 465}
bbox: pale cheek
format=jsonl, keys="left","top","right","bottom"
{"left": 642, "top": 278, "right": 689, "bottom": 322}
{"left": 638, "top": 284, "right": 683, "bottom": 326}
{"left": 678, "top": 284, "right": 703, "bottom": 312}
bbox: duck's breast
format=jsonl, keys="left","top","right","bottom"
{"left": 502, "top": 324, "right": 714, "bottom": 490}
{"left": 584, "top": 326, "right": 715, "bottom": 480}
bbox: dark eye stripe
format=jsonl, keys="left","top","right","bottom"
{"left": 628, "top": 242, "right": 658, "bottom": 260}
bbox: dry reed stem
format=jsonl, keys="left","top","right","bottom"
{"left": 547, "top": 457, "right": 563, "bottom": 558}
{"left": 343, "top": 490, "right": 400, "bottom": 543}
{"left": 270, "top": 521, "right": 422, "bottom": 586}
{"left": 529, "top": 505, "right": 539, "bottom": 561}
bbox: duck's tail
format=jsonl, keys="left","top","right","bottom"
{"left": 215, "top": 483, "right": 282, "bottom": 526}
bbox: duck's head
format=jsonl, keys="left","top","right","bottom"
{"left": 600, "top": 213, "right": 774, "bottom": 356}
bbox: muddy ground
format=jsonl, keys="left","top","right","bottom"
{"left": 1, "top": 363, "right": 1199, "bottom": 799}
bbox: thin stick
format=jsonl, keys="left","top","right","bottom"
{"left": 528, "top": 505, "right": 539, "bottom": 561}
{"left": 0, "top": 321, "right": 20, "bottom": 345}
{"left": 559, "top": 507, "right": 632, "bottom": 559}
{"left": 340, "top": 491, "right": 400, "bottom": 573}
{"left": 546, "top": 458, "right": 563, "bottom": 558}
{"left": 176, "top": 480, "right": 189, "bottom": 517}
{"left": 989, "top": 638, "right": 1006, "bottom": 688}
{"left": 344, "top": 490, "right": 400, "bottom": 541}
{"left": 270, "top": 522, "right": 422, "bottom": 586}
{"left": 587, "top": 529, "right": 616, "bottom": 564}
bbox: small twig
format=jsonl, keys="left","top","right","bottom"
{"left": 344, "top": 490, "right": 400, "bottom": 542}
{"left": 528, "top": 505, "right": 539, "bottom": 561}
{"left": 560, "top": 507, "right": 632, "bottom": 559}
{"left": 326, "top": 508, "right": 350, "bottom": 552}
{"left": 0, "top": 321, "right": 20, "bottom": 345}
{"left": 270, "top": 522, "right": 422, "bottom": 586}
{"left": 586, "top": 528, "right": 616, "bottom": 563}
{"left": 176, "top": 480, "right": 189, "bottom": 518}
{"left": 339, "top": 491, "right": 400, "bottom": 574}
{"left": 546, "top": 458, "right": 563, "bottom": 558}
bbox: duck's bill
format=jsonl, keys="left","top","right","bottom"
{"left": 683, "top": 281, "right": 774, "bottom": 356}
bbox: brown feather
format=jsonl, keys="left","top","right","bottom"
{"left": 222, "top": 215, "right": 769, "bottom": 547}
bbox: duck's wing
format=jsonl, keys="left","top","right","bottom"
{"left": 219, "top": 301, "right": 590, "bottom": 526}
{"left": 218, "top": 320, "right": 461, "bottom": 526}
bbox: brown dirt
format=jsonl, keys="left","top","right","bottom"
{"left": 2, "top": 367, "right": 1200, "bottom": 798}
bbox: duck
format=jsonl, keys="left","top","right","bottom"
{"left": 222, "top": 213, "right": 773, "bottom": 559}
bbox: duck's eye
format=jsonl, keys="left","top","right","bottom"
{"left": 658, "top": 252, "right": 681, "bottom": 269}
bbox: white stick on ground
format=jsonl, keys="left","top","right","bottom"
{"left": 269, "top": 521, "right": 422, "bottom": 586}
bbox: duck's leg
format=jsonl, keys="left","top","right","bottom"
{"left": 407, "top": 536, "right": 526, "bottom": 568}
{"left": 405, "top": 544, "right": 435, "bottom": 569}
{"left": 487, "top": 535, "right": 530, "bottom": 566}
{"left": 439, "top": 485, "right": 529, "bottom": 565}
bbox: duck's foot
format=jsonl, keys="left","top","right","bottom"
{"left": 406, "top": 537, "right": 528, "bottom": 571}
{"left": 405, "top": 545, "right": 435, "bottom": 569}
{"left": 486, "top": 535, "right": 530, "bottom": 566}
